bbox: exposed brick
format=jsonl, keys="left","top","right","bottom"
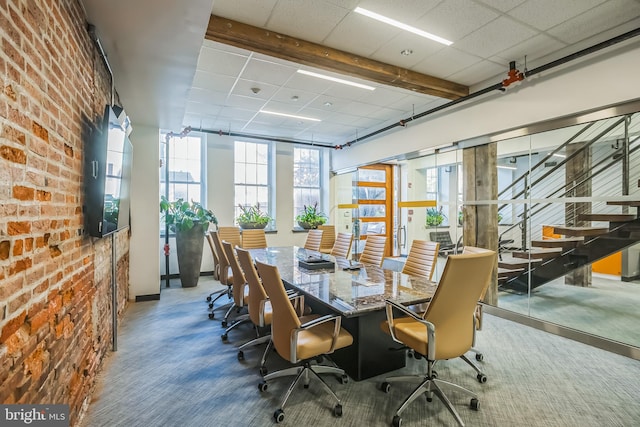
{"left": 35, "top": 189, "right": 51, "bottom": 201}
{"left": 0, "top": 311, "right": 27, "bottom": 344}
{"left": 49, "top": 245, "right": 61, "bottom": 258}
{"left": 31, "top": 121, "right": 49, "bottom": 142}
{"left": 64, "top": 143, "right": 73, "bottom": 157}
{"left": 13, "top": 239, "right": 23, "bottom": 256}
{"left": 8, "top": 221, "right": 31, "bottom": 235}
{"left": 9, "top": 257, "right": 32, "bottom": 275}
{"left": 24, "top": 238, "right": 33, "bottom": 251}
{"left": 0, "top": 145, "right": 27, "bottom": 164}
{"left": 0, "top": 241, "right": 9, "bottom": 260}
{"left": 12, "top": 185, "right": 34, "bottom": 200}
{"left": 3, "top": 84, "right": 18, "bottom": 102}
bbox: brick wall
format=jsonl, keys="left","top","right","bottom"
{"left": 0, "top": 0, "right": 129, "bottom": 425}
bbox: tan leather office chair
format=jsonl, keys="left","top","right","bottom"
{"left": 256, "top": 260, "right": 353, "bottom": 424}
{"left": 380, "top": 249, "right": 496, "bottom": 427}
{"left": 205, "top": 232, "right": 220, "bottom": 281}
{"left": 330, "top": 232, "right": 353, "bottom": 259}
{"left": 236, "top": 248, "right": 309, "bottom": 375}
{"left": 207, "top": 231, "right": 233, "bottom": 319}
{"left": 401, "top": 240, "right": 440, "bottom": 280}
{"left": 318, "top": 224, "right": 336, "bottom": 254}
{"left": 359, "top": 235, "right": 387, "bottom": 267}
{"left": 303, "top": 229, "right": 323, "bottom": 252}
{"left": 218, "top": 226, "right": 242, "bottom": 248}
{"left": 220, "top": 241, "right": 250, "bottom": 340}
{"left": 241, "top": 228, "right": 268, "bottom": 249}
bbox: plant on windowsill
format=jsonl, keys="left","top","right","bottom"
{"left": 425, "top": 206, "right": 446, "bottom": 227}
{"left": 160, "top": 196, "right": 218, "bottom": 288}
{"left": 295, "top": 202, "right": 328, "bottom": 229}
{"left": 236, "top": 204, "right": 272, "bottom": 229}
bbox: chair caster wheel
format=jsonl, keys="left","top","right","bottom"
{"left": 208, "top": 303, "right": 213, "bottom": 309}
{"left": 333, "top": 404, "right": 342, "bottom": 417}
{"left": 221, "top": 334, "right": 228, "bottom": 342}
{"left": 477, "top": 373, "right": 487, "bottom": 383}
{"left": 259, "top": 366, "right": 268, "bottom": 376}
{"left": 208, "top": 313, "right": 215, "bottom": 320}
{"left": 258, "top": 381, "right": 268, "bottom": 392}
{"left": 221, "top": 321, "right": 228, "bottom": 328}
{"left": 431, "top": 370, "right": 438, "bottom": 379}
{"left": 475, "top": 353, "right": 484, "bottom": 362}
{"left": 340, "top": 374, "right": 348, "bottom": 384}
{"left": 303, "top": 383, "right": 309, "bottom": 389}
{"left": 315, "top": 355, "right": 324, "bottom": 364}
{"left": 380, "top": 382, "right": 391, "bottom": 393}
{"left": 237, "top": 351, "right": 244, "bottom": 361}
{"left": 413, "top": 353, "right": 422, "bottom": 360}
{"left": 206, "top": 296, "right": 212, "bottom": 302}
{"left": 470, "top": 398, "right": 479, "bottom": 410}
{"left": 392, "top": 415, "right": 402, "bottom": 427}
{"left": 274, "top": 409, "right": 284, "bottom": 423}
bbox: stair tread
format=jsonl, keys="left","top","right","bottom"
{"left": 578, "top": 213, "right": 637, "bottom": 222}
{"left": 531, "top": 237, "right": 584, "bottom": 248}
{"left": 498, "top": 258, "right": 543, "bottom": 269}
{"left": 551, "top": 225, "right": 609, "bottom": 236}
{"left": 512, "top": 247, "right": 563, "bottom": 259}
{"left": 606, "top": 201, "right": 640, "bottom": 207}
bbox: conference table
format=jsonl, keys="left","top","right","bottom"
{"left": 249, "top": 246, "right": 437, "bottom": 381}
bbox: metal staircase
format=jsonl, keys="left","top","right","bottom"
{"left": 496, "top": 111, "right": 640, "bottom": 292}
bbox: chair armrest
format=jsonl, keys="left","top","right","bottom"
{"left": 295, "top": 314, "right": 342, "bottom": 355}
{"left": 288, "top": 294, "right": 305, "bottom": 316}
{"left": 384, "top": 299, "right": 436, "bottom": 360}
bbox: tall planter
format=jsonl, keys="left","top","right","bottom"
{"left": 175, "top": 222, "right": 206, "bottom": 287}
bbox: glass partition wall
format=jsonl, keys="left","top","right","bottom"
{"left": 334, "top": 102, "right": 640, "bottom": 358}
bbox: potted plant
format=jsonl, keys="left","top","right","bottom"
{"left": 426, "top": 206, "right": 446, "bottom": 227}
{"left": 236, "top": 204, "right": 272, "bottom": 229}
{"left": 295, "top": 202, "right": 327, "bottom": 229}
{"left": 160, "top": 196, "right": 218, "bottom": 287}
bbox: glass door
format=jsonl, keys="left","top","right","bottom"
{"left": 355, "top": 164, "right": 394, "bottom": 257}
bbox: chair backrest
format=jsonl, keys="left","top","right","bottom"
{"left": 222, "top": 241, "right": 247, "bottom": 306}
{"left": 318, "top": 225, "right": 336, "bottom": 252}
{"left": 206, "top": 232, "right": 219, "bottom": 279}
{"left": 241, "top": 228, "right": 268, "bottom": 249}
{"left": 303, "top": 229, "right": 324, "bottom": 251}
{"left": 402, "top": 240, "right": 440, "bottom": 280}
{"left": 255, "top": 261, "right": 302, "bottom": 363}
{"left": 462, "top": 246, "right": 495, "bottom": 330}
{"left": 330, "top": 232, "right": 353, "bottom": 259}
{"left": 218, "top": 226, "right": 242, "bottom": 248}
{"left": 423, "top": 249, "right": 496, "bottom": 359}
{"left": 236, "top": 248, "right": 268, "bottom": 327}
{"left": 211, "top": 231, "right": 232, "bottom": 285}
{"left": 359, "top": 235, "right": 387, "bottom": 267}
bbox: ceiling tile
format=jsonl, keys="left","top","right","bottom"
{"left": 418, "top": 0, "right": 500, "bottom": 42}
{"left": 187, "top": 88, "right": 228, "bottom": 105}
{"left": 446, "top": 59, "right": 506, "bottom": 86}
{"left": 508, "top": 0, "right": 607, "bottom": 31}
{"left": 240, "top": 57, "right": 298, "bottom": 86}
{"left": 414, "top": 47, "right": 483, "bottom": 80}
{"left": 454, "top": 16, "right": 539, "bottom": 58}
{"left": 491, "top": 33, "right": 567, "bottom": 66}
{"left": 232, "top": 79, "right": 279, "bottom": 100}
{"left": 474, "top": 0, "right": 528, "bottom": 12}
{"left": 546, "top": 0, "right": 640, "bottom": 44}
{"left": 225, "top": 93, "right": 268, "bottom": 110}
{"left": 323, "top": 12, "right": 402, "bottom": 57}
{"left": 197, "top": 46, "right": 249, "bottom": 77}
{"left": 191, "top": 70, "right": 237, "bottom": 93}
{"left": 211, "top": 0, "right": 278, "bottom": 27}
{"left": 370, "top": 31, "right": 444, "bottom": 68}
{"left": 267, "top": 0, "right": 350, "bottom": 42}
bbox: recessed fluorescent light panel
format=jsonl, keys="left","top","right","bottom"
{"left": 260, "top": 110, "right": 321, "bottom": 122}
{"left": 296, "top": 69, "right": 375, "bottom": 91}
{"left": 354, "top": 7, "right": 453, "bottom": 46}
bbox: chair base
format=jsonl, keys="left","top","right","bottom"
{"left": 258, "top": 360, "right": 348, "bottom": 421}
{"left": 382, "top": 372, "right": 478, "bottom": 427}
{"left": 238, "top": 333, "right": 272, "bottom": 374}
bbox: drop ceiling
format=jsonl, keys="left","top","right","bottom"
{"left": 82, "top": 0, "right": 640, "bottom": 146}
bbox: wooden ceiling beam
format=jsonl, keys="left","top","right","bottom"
{"left": 205, "top": 15, "right": 468, "bottom": 100}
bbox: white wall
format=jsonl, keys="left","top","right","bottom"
{"left": 332, "top": 42, "right": 640, "bottom": 172}
{"left": 129, "top": 124, "right": 161, "bottom": 299}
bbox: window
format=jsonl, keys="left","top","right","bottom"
{"left": 293, "top": 147, "right": 322, "bottom": 225}
{"left": 425, "top": 167, "right": 437, "bottom": 200}
{"left": 235, "top": 141, "right": 272, "bottom": 226}
{"left": 160, "top": 132, "right": 205, "bottom": 233}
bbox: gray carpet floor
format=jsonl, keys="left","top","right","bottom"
{"left": 80, "top": 277, "right": 640, "bottom": 427}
